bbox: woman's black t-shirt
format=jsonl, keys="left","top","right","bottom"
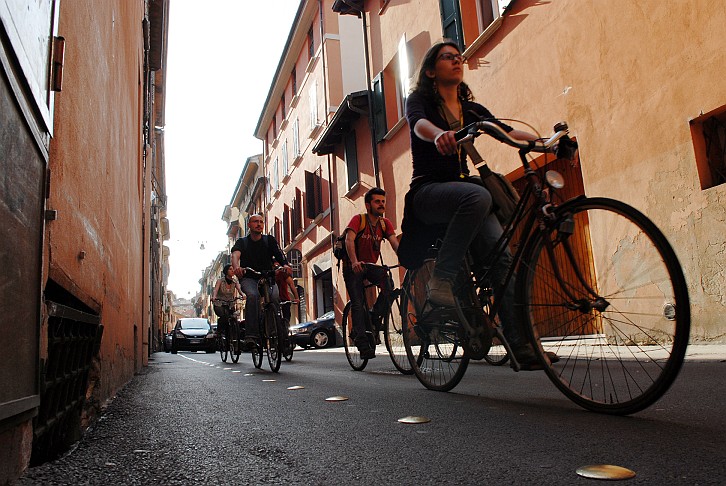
{"left": 405, "top": 91, "right": 512, "bottom": 183}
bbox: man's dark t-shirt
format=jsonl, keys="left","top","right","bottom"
{"left": 231, "top": 235, "right": 287, "bottom": 272}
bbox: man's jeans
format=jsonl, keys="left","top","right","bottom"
{"left": 240, "top": 277, "right": 280, "bottom": 339}
{"left": 413, "top": 181, "right": 526, "bottom": 348}
{"left": 342, "top": 265, "right": 392, "bottom": 350}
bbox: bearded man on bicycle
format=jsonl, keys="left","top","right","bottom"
{"left": 342, "top": 188, "right": 399, "bottom": 359}
{"left": 231, "top": 214, "right": 292, "bottom": 347}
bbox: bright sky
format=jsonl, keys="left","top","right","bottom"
{"left": 164, "top": 1, "right": 300, "bottom": 298}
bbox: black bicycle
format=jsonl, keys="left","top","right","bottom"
{"left": 242, "top": 267, "right": 284, "bottom": 373}
{"left": 214, "top": 297, "right": 244, "bottom": 364}
{"left": 401, "top": 120, "right": 690, "bottom": 415}
{"left": 342, "top": 263, "right": 411, "bottom": 374}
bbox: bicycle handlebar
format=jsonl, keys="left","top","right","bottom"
{"left": 362, "top": 262, "right": 401, "bottom": 271}
{"left": 455, "top": 120, "right": 577, "bottom": 158}
{"left": 240, "top": 267, "right": 276, "bottom": 280}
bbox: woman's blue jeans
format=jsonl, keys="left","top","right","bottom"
{"left": 413, "top": 180, "right": 526, "bottom": 347}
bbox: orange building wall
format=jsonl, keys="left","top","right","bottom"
{"left": 45, "top": 0, "right": 148, "bottom": 400}
{"left": 460, "top": 0, "right": 726, "bottom": 340}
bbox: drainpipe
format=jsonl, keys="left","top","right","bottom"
{"left": 340, "top": 0, "right": 380, "bottom": 188}
{"left": 318, "top": 0, "right": 336, "bottom": 241}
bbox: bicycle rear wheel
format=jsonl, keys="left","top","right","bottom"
{"left": 342, "top": 302, "right": 367, "bottom": 371}
{"left": 479, "top": 291, "right": 509, "bottom": 366}
{"left": 230, "top": 321, "right": 241, "bottom": 364}
{"left": 265, "top": 306, "right": 282, "bottom": 373}
{"left": 401, "top": 264, "right": 469, "bottom": 392}
{"left": 384, "top": 290, "right": 413, "bottom": 374}
{"left": 219, "top": 326, "right": 229, "bottom": 363}
{"left": 518, "top": 197, "right": 690, "bottom": 415}
{"left": 483, "top": 336, "right": 509, "bottom": 366}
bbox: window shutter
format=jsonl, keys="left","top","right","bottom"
{"left": 344, "top": 130, "right": 359, "bottom": 190}
{"left": 372, "top": 73, "right": 386, "bottom": 142}
{"left": 439, "top": 0, "right": 464, "bottom": 50}
{"left": 305, "top": 170, "right": 316, "bottom": 219}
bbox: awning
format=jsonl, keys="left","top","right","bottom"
{"left": 312, "top": 91, "right": 368, "bottom": 156}
{"left": 332, "top": 0, "right": 363, "bottom": 16}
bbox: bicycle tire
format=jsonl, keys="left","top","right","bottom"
{"left": 230, "top": 321, "right": 241, "bottom": 364}
{"left": 483, "top": 336, "right": 509, "bottom": 366}
{"left": 219, "top": 326, "right": 229, "bottom": 363}
{"left": 265, "top": 306, "right": 282, "bottom": 373}
{"left": 518, "top": 197, "right": 690, "bottom": 415}
{"left": 384, "top": 290, "right": 413, "bottom": 374}
{"left": 401, "top": 265, "right": 469, "bottom": 392}
{"left": 479, "top": 292, "right": 509, "bottom": 366}
{"left": 281, "top": 318, "right": 294, "bottom": 362}
{"left": 342, "top": 301, "right": 367, "bottom": 371}
{"left": 251, "top": 321, "right": 263, "bottom": 369}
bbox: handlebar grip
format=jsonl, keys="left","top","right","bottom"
{"left": 454, "top": 121, "right": 481, "bottom": 141}
{"left": 555, "top": 135, "right": 578, "bottom": 160}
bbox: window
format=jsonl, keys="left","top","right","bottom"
{"left": 372, "top": 73, "right": 387, "bottom": 142}
{"left": 283, "top": 204, "right": 291, "bottom": 247}
{"left": 692, "top": 108, "right": 726, "bottom": 190}
{"left": 344, "top": 130, "right": 359, "bottom": 191}
{"left": 460, "top": 0, "right": 506, "bottom": 50}
{"left": 272, "top": 116, "right": 277, "bottom": 140}
{"left": 308, "top": 26, "right": 315, "bottom": 59}
{"left": 440, "top": 0, "right": 464, "bottom": 50}
{"left": 288, "top": 248, "right": 303, "bottom": 278}
{"left": 293, "top": 188, "right": 303, "bottom": 236}
{"left": 305, "top": 168, "right": 323, "bottom": 219}
{"left": 281, "top": 92, "right": 286, "bottom": 119}
{"left": 274, "top": 217, "right": 282, "bottom": 242}
{"left": 282, "top": 140, "right": 289, "bottom": 178}
{"left": 309, "top": 81, "right": 319, "bottom": 130}
{"left": 292, "top": 118, "right": 300, "bottom": 158}
{"left": 292, "top": 68, "right": 297, "bottom": 95}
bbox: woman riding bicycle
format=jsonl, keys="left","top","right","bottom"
{"left": 212, "top": 264, "right": 243, "bottom": 338}
{"left": 399, "top": 40, "right": 556, "bottom": 369}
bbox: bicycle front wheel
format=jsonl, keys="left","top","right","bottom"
{"left": 265, "top": 306, "right": 282, "bottom": 373}
{"left": 283, "top": 324, "right": 294, "bottom": 362}
{"left": 384, "top": 290, "right": 413, "bottom": 374}
{"left": 518, "top": 197, "right": 690, "bottom": 415}
{"left": 401, "top": 264, "right": 469, "bottom": 392}
{"left": 342, "top": 301, "right": 367, "bottom": 371}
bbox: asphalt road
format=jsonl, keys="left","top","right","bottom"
{"left": 16, "top": 346, "right": 726, "bottom": 485}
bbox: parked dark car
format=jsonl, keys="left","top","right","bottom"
{"left": 171, "top": 318, "right": 216, "bottom": 354}
{"left": 289, "top": 311, "right": 339, "bottom": 349}
{"left": 163, "top": 331, "right": 173, "bottom": 352}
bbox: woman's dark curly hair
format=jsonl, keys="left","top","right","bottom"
{"left": 221, "top": 264, "right": 232, "bottom": 278}
{"left": 411, "top": 41, "right": 474, "bottom": 103}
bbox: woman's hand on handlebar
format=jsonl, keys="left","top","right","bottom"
{"left": 434, "top": 130, "right": 458, "bottom": 155}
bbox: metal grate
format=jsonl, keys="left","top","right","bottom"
{"left": 31, "top": 301, "right": 103, "bottom": 465}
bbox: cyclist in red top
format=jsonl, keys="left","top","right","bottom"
{"left": 274, "top": 261, "right": 299, "bottom": 323}
{"left": 342, "top": 188, "right": 399, "bottom": 359}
